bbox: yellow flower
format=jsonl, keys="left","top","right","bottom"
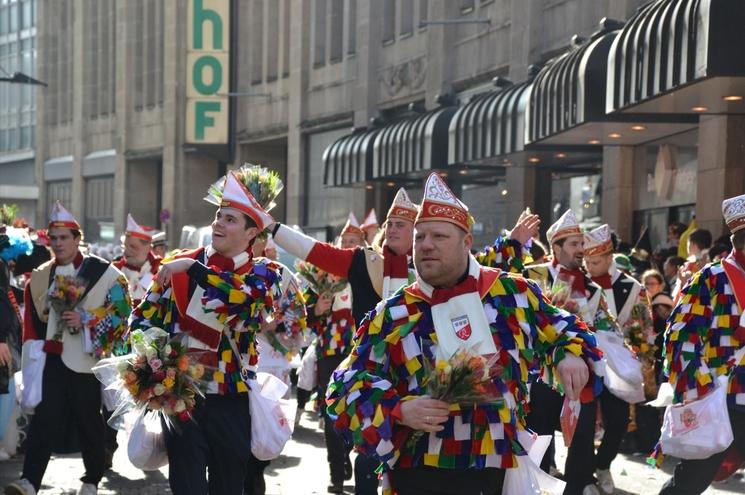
{"left": 163, "top": 377, "right": 175, "bottom": 389}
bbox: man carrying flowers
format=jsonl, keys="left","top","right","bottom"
{"left": 326, "top": 173, "right": 602, "bottom": 495}
{"left": 6, "top": 201, "right": 131, "bottom": 495}
{"left": 128, "top": 165, "right": 283, "bottom": 494}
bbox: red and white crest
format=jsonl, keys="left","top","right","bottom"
{"left": 451, "top": 315, "right": 472, "bottom": 341}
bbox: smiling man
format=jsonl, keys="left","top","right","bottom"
{"left": 326, "top": 173, "right": 601, "bottom": 495}
{"left": 128, "top": 170, "right": 283, "bottom": 494}
{"left": 6, "top": 202, "right": 131, "bottom": 495}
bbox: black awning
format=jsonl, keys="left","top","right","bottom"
{"left": 448, "top": 81, "right": 532, "bottom": 165}
{"left": 527, "top": 29, "right": 619, "bottom": 145}
{"left": 607, "top": 0, "right": 745, "bottom": 114}
{"left": 323, "top": 127, "right": 381, "bottom": 186}
{"left": 372, "top": 106, "right": 457, "bottom": 180}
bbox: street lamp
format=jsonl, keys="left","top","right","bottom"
{"left": 0, "top": 71, "right": 47, "bottom": 87}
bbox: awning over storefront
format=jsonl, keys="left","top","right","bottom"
{"left": 527, "top": 28, "right": 620, "bottom": 146}
{"left": 323, "top": 127, "right": 380, "bottom": 186}
{"left": 448, "top": 81, "right": 532, "bottom": 165}
{"left": 527, "top": 19, "right": 697, "bottom": 147}
{"left": 607, "top": 0, "right": 745, "bottom": 115}
{"left": 372, "top": 106, "right": 457, "bottom": 180}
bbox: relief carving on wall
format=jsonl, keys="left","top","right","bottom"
{"left": 379, "top": 56, "right": 427, "bottom": 96}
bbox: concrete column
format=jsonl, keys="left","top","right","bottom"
{"left": 286, "top": 0, "right": 312, "bottom": 225}
{"left": 508, "top": 0, "right": 543, "bottom": 82}
{"left": 601, "top": 146, "right": 635, "bottom": 241}
{"left": 34, "top": 0, "right": 50, "bottom": 227}
{"left": 113, "top": 0, "right": 131, "bottom": 235}
{"left": 353, "top": 1, "right": 381, "bottom": 128}
{"left": 696, "top": 114, "right": 745, "bottom": 235}
{"left": 504, "top": 165, "right": 538, "bottom": 231}
{"left": 161, "top": 0, "right": 187, "bottom": 241}
{"left": 71, "top": 0, "right": 87, "bottom": 221}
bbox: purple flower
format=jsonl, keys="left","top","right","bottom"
{"left": 149, "top": 358, "right": 163, "bottom": 371}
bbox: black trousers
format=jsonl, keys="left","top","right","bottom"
{"left": 164, "top": 394, "right": 252, "bottom": 495}
{"left": 22, "top": 354, "right": 106, "bottom": 491}
{"left": 527, "top": 380, "right": 597, "bottom": 495}
{"left": 659, "top": 407, "right": 745, "bottom": 495}
{"left": 389, "top": 466, "right": 505, "bottom": 495}
{"left": 595, "top": 390, "right": 630, "bottom": 470}
{"left": 319, "top": 354, "right": 348, "bottom": 485}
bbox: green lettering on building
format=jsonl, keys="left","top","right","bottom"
{"left": 193, "top": 0, "right": 223, "bottom": 50}
{"left": 193, "top": 56, "right": 222, "bottom": 95}
{"left": 195, "top": 101, "right": 221, "bottom": 139}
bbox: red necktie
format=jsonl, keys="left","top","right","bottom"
{"left": 207, "top": 252, "right": 235, "bottom": 272}
{"left": 431, "top": 276, "right": 478, "bottom": 305}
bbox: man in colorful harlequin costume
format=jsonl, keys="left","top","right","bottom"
{"left": 113, "top": 214, "right": 161, "bottom": 307}
{"left": 128, "top": 167, "right": 283, "bottom": 495}
{"left": 657, "top": 194, "right": 745, "bottom": 495}
{"left": 304, "top": 213, "right": 365, "bottom": 493}
{"left": 270, "top": 188, "right": 419, "bottom": 493}
{"left": 325, "top": 173, "right": 602, "bottom": 495}
{"left": 6, "top": 202, "right": 131, "bottom": 495}
{"left": 583, "top": 224, "right": 653, "bottom": 495}
{"left": 523, "top": 209, "right": 614, "bottom": 495}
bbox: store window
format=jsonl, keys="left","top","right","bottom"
{"left": 551, "top": 173, "right": 602, "bottom": 228}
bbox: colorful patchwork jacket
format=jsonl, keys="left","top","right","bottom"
{"left": 129, "top": 247, "right": 281, "bottom": 395}
{"left": 305, "top": 287, "right": 355, "bottom": 358}
{"left": 475, "top": 236, "right": 530, "bottom": 274}
{"left": 326, "top": 265, "right": 602, "bottom": 479}
{"left": 664, "top": 253, "right": 745, "bottom": 410}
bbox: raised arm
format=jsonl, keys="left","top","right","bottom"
{"left": 272, "top": 223, "right": 358, "bottom": 279}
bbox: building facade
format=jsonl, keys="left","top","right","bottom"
{"left": 33, "top": 0, "right": 745, "bottom": 251}
{"left": 0, "top": 0, "right": 37, "bottom": 223}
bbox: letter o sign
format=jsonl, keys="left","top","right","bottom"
{"left": 193, "top": 55, "right": 223, "bottom": 95}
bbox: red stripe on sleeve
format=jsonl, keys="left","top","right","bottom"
{"left": 306, "top": 243, "right": 357, "bottom": 279}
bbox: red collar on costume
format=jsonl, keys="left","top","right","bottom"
{"left": 205, "top": 244, "right": 252, "bottom": 273}
{"left": 552, "top": 257, "right": 587, "bottom": 294}
{"left": 592, "top": 273, "right": 613, "bottom": 290}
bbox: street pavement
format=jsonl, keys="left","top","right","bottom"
{"left": 0, "top": 395, "right": 742, "bottom": 494}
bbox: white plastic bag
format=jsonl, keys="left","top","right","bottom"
{"left": 659, "top": 375, "right": 733, "bottom": 460}
{"left": 248, "top": 372, "right": 295, "bottom": 461}
{"left": 595, "top": 331, "right": 645, "bottom": 404}
{"left": 127, "top": 410, "right": 168, "bottom": 470}
{"left": 19, "top": 340, "right": 46, "bottom": 410}
{"left": 297, "top": 342, "right": 318, "bottom": 392}
{"left": 503, "top": 430, "right": 566, "bottom": 495}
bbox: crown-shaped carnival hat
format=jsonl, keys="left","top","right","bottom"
{"left": 722, "top": 193, "right": 745, "bottom": 233}
{"left": 583, "top": 224, "right": 614, "bottom": 257}
{"left": 386, "top": 188, "right": 418, "bottom": 223}
{"left": 546, "top": 209, "right": 581, "bottom": 244}
{"left": 125, "top": 214, "right": 155, "bottom": 242}
{"left": 204, "top": 164, "right": 284, "bottom": 232}
{"left": 415, "top": 173, "right": 472, "bottom": 232}
{"left": 48, "top": 201, "right": 81, "bottom": 231}
{"left": 341, "top": 212, "right": 364, "bottom": 237}
{"left": 361, "top": 209, "right": 379, "bottom": 231}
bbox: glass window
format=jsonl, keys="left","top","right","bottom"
{"left": 9, "top": 2, "right": 17, "bottom": 31}
{"left": 329, "top": 0, "right": 342, "bottom": 62}
{"left": 313, "top": 0, "right": 326, "bottom": 66}
{"left": 400, "top": 0, "right": 413, "bottom": 35}
{"left": 382, "top": 0, "right": 394, "bottom": 43}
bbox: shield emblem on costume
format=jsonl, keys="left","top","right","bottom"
{"left": 451, "top": 315, "right": 471, "bottom": 340}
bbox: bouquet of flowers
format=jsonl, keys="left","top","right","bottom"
{"left": 92, "top": 328, "right": 214, "bottom": 428}
{"left": 539, "top": 274, "right": 580, "bottom": 314}
{"left": 264, "top": 278, "right": 308, "bottom": 357}
{"left": 624, "top": 304, "right": 658, "bottom": 398}
{"left": 47, "top": 275, "right": 88, "bottom": 340}
{"left": 423, "top": 347, "right": 504, "bottom": 406}
{"left": 294, "top": 260, "right": 347, "bottom": 298}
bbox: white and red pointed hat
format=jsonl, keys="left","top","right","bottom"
{"left": 220, "top": 171, "right": 272, "bottom": 231}
{"left": 584, "top": 224, "right": 613, "bottom": 257}
{"left": 341, "top": 212, "right": 364, "bottom": 237}
{"left": 546, "top": 209, "right": 581, "bottom": 245}
{"left": 722, "top": 194, "right": 745, "bottom": 233}
{"left": 415, "top": 173, "right": 472, "bottom": 232}
{"left": 125, "top": 214, "right": 155, "bottom": 242}
{"left": 386, "top": 188, "right": 418, "bottom": 224}
{"left": 361, "top": 209, "right": 379, "bottom": 232}
{"left": 48, "top": 200, "right": 81, "bottom": 231}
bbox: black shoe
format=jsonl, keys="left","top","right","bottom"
{"left": 327, "top": 482, "right": 344, "bottom": 494}
{"left": 344, "top": 455, "right": 353, "bottom": 481}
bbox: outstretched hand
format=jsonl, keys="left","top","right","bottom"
{"left": 509, "top": 209, "right": 541, "bottom": 246}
